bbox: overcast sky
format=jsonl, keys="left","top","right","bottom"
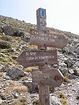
{"left": 0, "top": 0, "right": 79, "bottom": 34}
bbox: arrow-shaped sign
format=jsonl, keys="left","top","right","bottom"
{"left": 23, "top": 33, "right": 67, "bottom": 48}
{"left": 17, "top": 49, "right": 58, "bottom": 67}
{"left": 32, "top": 68, "right": 64, "bottom": 87}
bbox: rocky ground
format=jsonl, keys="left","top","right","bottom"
{"left": 0, "top": 15, "right": 79, "bottom": 105}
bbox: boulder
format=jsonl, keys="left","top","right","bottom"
{"left": 23, "top": 81, "right": 38, "bottom": 93}
{"left": 6, "top": 67, "right": 27, "bottom": 80}
{"left": 13, "top": 29, "right": 25, "bottom": 37}
{"left": 2, "top": 25, "right": 14, "bottom": 35}
{"left": 2, "top": 25, "right": 25, "bottom": 37}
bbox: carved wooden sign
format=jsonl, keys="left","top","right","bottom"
{"left": 32, "top": 68, "right": 64, "bottom": 87}
{"left": 24, "top": 33, "right": 67, "bottom": 48}
{"left": 17, "top": 49, "right": 58, "bottom": 67}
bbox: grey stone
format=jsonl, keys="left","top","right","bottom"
{"left": 13, "top": 29, "right": 25, "bottom": 37}
{"left": 22, "top": 32, "right": 30, "bottom": 42}
{"left": 0, "top": 98, "right": 2, "bottom": 104}
{"left": 68, "top": 69, "right": 74, "bottom": 74}
{"left": 76, "top": 90, "right": 79, "bottom": 100}
{"left": 74, "top": 44, "right": 79, "bottom": 55}
{"left": 74, "top": 68, "right": 79, "bottom": 76}
{"left": 3, "top": 73, "right": 10, "bottom": 80}
{"left": 59, "top": 62, "right": 68, "bottom": 75}
{"left": 0, "top": 26, "right": 3, "bottom": 33}
{"left": 23, "top": 81, "right": 38, "bottom": 93}
{"left": 2, "top": 25, "right": 14, "bottom": 35}
{"left": 12, "top": 91, "right": 20, "bottom": 99}
{"left": 64, "top": 59, "right": 74, "bottom": 68}
{"left": 0, "top": 94, "right": 6, "bottom": 100}
{"left": 68, "top": 74, "right": 78, "bottom": 79}
{"left": 6, "top": 67, "right": 26, "bottom": 80}
{"left": 50, "top": 96, "right": 62, "bottom": 105}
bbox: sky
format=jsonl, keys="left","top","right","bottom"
{"left": 0, "top": 0, "right": 79, "bottom": 34}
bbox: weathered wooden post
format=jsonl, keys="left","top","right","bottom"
{"left": 17, "top": 8, "right": 67, "bottom": 105}
{"left": 35, "top": 8, "right": 66, "bottom": 105}
{"left": 37, "top": 8, "right": 50, "bottom": 105}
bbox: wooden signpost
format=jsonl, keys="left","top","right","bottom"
{"left": 17, "top": 8, "right": 67, "bottom": 105}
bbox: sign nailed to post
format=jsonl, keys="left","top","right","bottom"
{"left": 29, "top": 33, "right": 67, "bottom": 48}
{"left": 32, "top": 68, "right": 64, "bottom": 87}
{"left": 17, "top": 49, "right": 58, "bottom": 67}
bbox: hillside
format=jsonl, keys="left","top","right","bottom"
{"left": 0, "top": 15, "right": 79, "bottom": 105}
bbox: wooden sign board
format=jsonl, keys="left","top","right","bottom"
{"left": 24, "top": 34, "right": 67, "bottom": 48}
{"left": 32, "top": 68, "right": 64, "bottom": 87}
{"left": 17, "top": 49, "right": 58, "bottom": 67}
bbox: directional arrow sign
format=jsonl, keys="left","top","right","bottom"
{"left": 32, "top": 68, "right": 64, "bottom": 87}
{"left": 23, "top": 33, "right": 67, "bottom": 48}
{"left": 17, "top": 49, "right": 58, "bottom": 67}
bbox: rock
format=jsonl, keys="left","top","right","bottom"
{"left": 74, "top": 44, "right": 79, "bottom": 55}
{"left": 64, "top": 59, "right": 74, "bottom": 68}
{"left": 23, "top": 81, "right": 38, "bottom": 93}
{"left": 6, "top": 67, "right": 27, "bottom": 80}
{"left": 0, "top": 65, "right": 10, "bottom": 72}
{"left": 59, "top": 63, "right": 68, "bottom": 75}
{"left": 13, "top": 29, "right": 25, "bottom": 37}
{"left": 21, "top": 32, "right": 30, "bottom": 42}
{"left": 76, "top": 90, "right": 79, "bottom": 100}
{"left": 12, "top": 91, "right": 20, "bottom": 99}
{"left": 68, "top": 74, "right": 78, "bottom": 79}
{"left": 2, "top": 25, "right": 14, "bottom": 35}
{"left": 0, "top": 26, "right": 3, "bottom": 33}
{"left": 76, "top": 47, "right": 79, "bottom": 55}
{"left": 31, "top": 94, "right": 39, "bottom": 105}
{"left": 74, "top": 68, "right": 79, "bottom": 76}
{"left": 0, "top": 40, "right": 11, "bottom": 49}
{"left": 68, "top": 69, "right": 74, "bottom": 74}
{"left": 50, "top": 96, "right": 62, "bottom": 105}
{"left": 0, "top": 72, "right": 3, "bottom": 79}
{"left": 0, "top": 98, "right": 2, "bottom": 104}
{"left": 3, "top": 73, "right": 10, "bottom": 80}
{"left": 0, "top": 65, "right": 4, "bottom": 72}
{"left": 73, "top": 61, "right": 79, "bottom": 68}
{"left": 0, "top": 93, "right": 9, "bottom": 100}
{"left": 1, "top": 25, "right": 25, "bottom": 37}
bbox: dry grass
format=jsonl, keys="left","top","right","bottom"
{"left": 59, "top": 92, "right": 69, "bottom": 105}
{"left": 3, "top": 81, "right": 28, "bottom": 95}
